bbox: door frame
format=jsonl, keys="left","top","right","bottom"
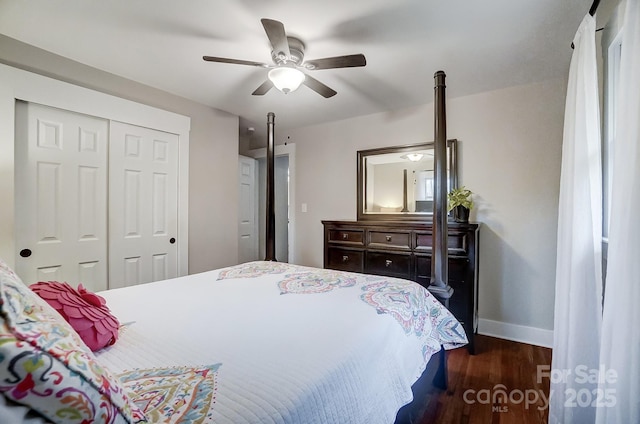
{"left": 0, "top": 63, "right": 190, "bottom": 275}
{"left": 248, "top": 143, "right": 296, "bottom": 264}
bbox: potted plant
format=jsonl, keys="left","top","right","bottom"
{"left": 447, "top": 186, "right": 474, "bottom": 223}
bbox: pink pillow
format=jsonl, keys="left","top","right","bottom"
{"left": 30, "top": 281, "right": 120, "bottom": 351}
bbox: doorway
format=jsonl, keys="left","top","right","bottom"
{"left": 249, "top": 144, "right": 296, "bottom": 263}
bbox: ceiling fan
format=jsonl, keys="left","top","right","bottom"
{"left": 203, "top": 18, "right": 366, "bottom": 98}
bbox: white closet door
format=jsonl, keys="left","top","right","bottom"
{"left": 238, "top": 155, "right": 257, "bottom": 263}
{"left": 14, "top": 101, "right": 109, "bottom": 292}
{"left": 108, "top": 121, "right": 179, "bottom": 288}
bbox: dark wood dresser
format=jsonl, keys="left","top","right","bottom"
{"left": 322, "top": 220, "right": 479, "bottom": 353}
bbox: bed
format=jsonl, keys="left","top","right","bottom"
{"left": 0, "top": 259, "right": 466, "bottom": 423}
{"left": 2, "top": 71, "right": 461, "bottom": 423}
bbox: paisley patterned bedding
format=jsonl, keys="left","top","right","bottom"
{"left": 93, "top": 261, "right": 467, "bottom": 424}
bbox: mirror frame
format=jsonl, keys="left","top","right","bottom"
{"left": 356, "top": 139, "right": 458, "bottom": 221}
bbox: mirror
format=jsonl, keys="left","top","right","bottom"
{"left": 357, "top": 140, "right": 458, "bottom": 220}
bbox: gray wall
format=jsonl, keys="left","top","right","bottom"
{"left": 286, "top": 77, "right": 566, "bottom": 336}
{"left": 0, "top": 35, "right": 240, "bottom": 274}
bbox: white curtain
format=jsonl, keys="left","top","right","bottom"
{"left": 597, "top": 0, "right": 640, "bottom": 422}
{"left": 549, "top": 13, "right": 603, "bottom": 424}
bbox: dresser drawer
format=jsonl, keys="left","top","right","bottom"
{"left": 326, "top": 247, "right": 364, "bottom": 272}
{"left": 414, "top": 231, "right": 469, "bottom": 254}
{"left": 414, "top": 256, "right": 470, "bottom": 325}
{"left": 368, "top": 231, "right": 410, "bottom": 249}
{"left": 365, "top": 251, "right": 411, "bottom": 278}
{"left": 328, "top": 229, "right": 364, "bottom": 245}
{"left": 448, "top": 279, "right": 471, "bottom": 324}
{"left": 415, "top": 255, "right": 469, "bottom": 284}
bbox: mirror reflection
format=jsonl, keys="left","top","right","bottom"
{"left": 357, "top": 140, "right": 457, "bottom": 220}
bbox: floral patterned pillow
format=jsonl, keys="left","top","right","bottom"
{"left": 0, "top": 259, "right": 147, "bottom": 424}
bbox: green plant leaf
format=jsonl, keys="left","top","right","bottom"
{"left": 447, "top": 186, "right": 474, "bottom": 211}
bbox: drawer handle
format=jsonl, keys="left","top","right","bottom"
{"left": 342, "top": 255, "right": 349, "bottom": 262}
{"left": 385, "top": 235, "right": 392, "bottom": 242}
{"left": 342, "top": 233, "right": 349, "bottom": 240}
{"left": 385, "top": 259, "right": 392, "bottom": 267}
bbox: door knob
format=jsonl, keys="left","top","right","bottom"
{"left": 19, "top": 249, "right": 32, "bottom": 258}
{"left": 169, "top": 238, "right": 176, "bottom": 244}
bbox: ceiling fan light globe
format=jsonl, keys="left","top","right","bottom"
{"left": 268, "top": 67, "right": 305, "bottom": 94}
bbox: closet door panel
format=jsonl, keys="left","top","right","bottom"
{"left": 15, "top": 101, "right": 108, "bottom": 292}
{"left": 109, "top": 121, "right": 178, "bottom": 288}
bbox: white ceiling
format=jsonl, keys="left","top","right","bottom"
{"left": 0, "top": 0, "right": 591, "bottom": 140}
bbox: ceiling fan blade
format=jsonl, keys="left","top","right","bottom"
{"left": 304, "top": 54, "right": 366, "bottom": 70}
{"left": 252, "top": 80, "right": 274, "bottom": 96}
{"left": 261, "top": 18, "right": 290, "bottom": 59}
{"left": 303, "top": 74, "right": 337, "bottom": 98}
{"left": 203, "top": 56, "right": 268, "bottom": 67}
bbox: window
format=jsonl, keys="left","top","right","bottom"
{"left": 601, "top": 1, "right": 625, "bottom": 279}
{"left": 603, "top": 32, "right": 622, "bottom": 241}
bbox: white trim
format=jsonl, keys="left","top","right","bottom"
{"left": 0, "top": 63, "right": 190, "bottom": 276}
{"left": 478, "top": 318, "right": 554, "bottom": 348}
{"left": 248, "top": 144, "right": 297, "bottom": 264}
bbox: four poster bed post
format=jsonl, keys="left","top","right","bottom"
{"left": 428, "top": 71, "right": 454, "bottom": 307}
{"left": 265, "top": 111, "right": 276, "bottom": 261}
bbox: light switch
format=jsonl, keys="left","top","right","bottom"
{"left": 301, "top": 203, "right": 308, "bottom": 213}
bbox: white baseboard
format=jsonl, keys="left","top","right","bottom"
{"left": 478, "top": 318, "right": 553, "bottom": 348}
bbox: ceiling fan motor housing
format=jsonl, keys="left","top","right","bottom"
{"left": 272, "top": 37, "right": 305, "bottom": 66}
{"left": 203, "top": 19, "right": 365, "bottom": 98}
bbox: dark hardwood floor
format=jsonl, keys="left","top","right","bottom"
{"left": 418, "top": 335, "right": 552, "bottom": 424}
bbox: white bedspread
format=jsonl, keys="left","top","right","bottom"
{"left": 95, "top": 261, "right": 467, "bottom": 424}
